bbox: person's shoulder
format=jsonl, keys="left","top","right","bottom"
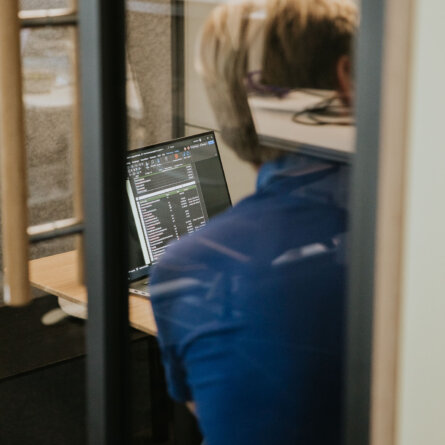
{"left": 152, "top": 182, "right": 346, "bottom": 277}
{"left": 149, "top": 192, "right": 271, "bottom": 292}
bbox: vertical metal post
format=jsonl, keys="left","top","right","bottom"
{"left": 171, "top": 0, "right": 185, "bottom": 138}
{"left": 345, "top": 0, "right": 386, "bottom": 444}
{"left": 79, "top": 1, "right": 130, "bottom": 444}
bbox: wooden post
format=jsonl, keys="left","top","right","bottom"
{"left": 371, "top": 0, "right": 415, "bottom": 444}
{"left": 70, "top": 25, "right": 85, "bottom": 285}
{"left": 0, "top": 1, "right": 30, "bottom": 306}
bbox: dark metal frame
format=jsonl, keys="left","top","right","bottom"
{"left": 79, "top": 1, "right": 130, "bottom": 444}
{"left": 171, "top": 0, "right": 185, "bottom": 138}
{"left": 345, "top": 0, "right": 386, "bottom": 444}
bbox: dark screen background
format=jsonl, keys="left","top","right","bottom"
{"left": 128, "top": 212, "right": 147, "bottom": 280}
{"left": 195, "top": 157, "right": 231, "bottom": 218}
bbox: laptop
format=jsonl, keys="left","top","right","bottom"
{"left": 126, "top": 131, "right": 232, "bottom": 297}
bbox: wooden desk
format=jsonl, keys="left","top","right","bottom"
{"left": 29, "top": 250, "right": 157, "bottom": 335}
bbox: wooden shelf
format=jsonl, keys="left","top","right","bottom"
{"left": 29, "top": 250, "right": 157, "bottom": 336}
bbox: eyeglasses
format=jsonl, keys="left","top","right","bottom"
{"left": 246, "top": 71, "right": 355, "bottom": 126}
{"left": 245, "top": 70, "right": 291, "bottom": 98}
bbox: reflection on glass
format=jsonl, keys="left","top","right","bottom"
{"left": 248, "top": 82, "right": 356, "bottom": 155}
{"left": 148, "top": 1, "right": 358, "bottom": 445}
{"left": 247, "top": 71, "right": 354, "bottom": 126}
{"left": 246, "top": 0, "right": 356, "bottom": 158}
{"left": 1, "top": 0, "right": 360, "bottom": 443}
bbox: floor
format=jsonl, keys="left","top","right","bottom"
{"left": 0, "top": 295, "right": 151, "bottom": 444}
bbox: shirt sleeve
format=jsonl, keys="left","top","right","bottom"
{"left": 157, "top": 341, "right": 192, "bottom": 403}
{"left": 149, "top": 245, "right": 207, "bottom": 403}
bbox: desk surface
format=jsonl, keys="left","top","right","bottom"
{"left": 29, "top": 250, "right": 157, "bottom": 336}
{"left": 249, "top": 93, "right": 355, "bottom": 164}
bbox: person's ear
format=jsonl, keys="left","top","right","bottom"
{"left": 336, "top": 55, "right": 353, "bottom": 106}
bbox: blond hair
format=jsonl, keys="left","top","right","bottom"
{"left": 197, "top": 0, "right": 358, "bottom": 165}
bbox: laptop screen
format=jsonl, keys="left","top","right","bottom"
{"left": 126, "top": 131, "right": 231, "bottom": 281}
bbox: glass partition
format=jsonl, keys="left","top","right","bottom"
{"left": 124, "top": 1, "right": 357, "bottom": 444}
{"left": 1, "top": 1, "right": 360, "bottom": 443}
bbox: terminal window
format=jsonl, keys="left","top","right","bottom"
{"left": 127, "top": 134, "right": 221, "bottom": 264}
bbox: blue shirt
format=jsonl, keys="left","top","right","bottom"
{"left": 150, "top": 154, "right": 349, "bottom": 445}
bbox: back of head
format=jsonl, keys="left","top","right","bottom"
{"left": 197, "top": 0, "right": 358, "bottom": 165}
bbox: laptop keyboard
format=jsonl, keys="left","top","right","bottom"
{"left": 129, "top": 277, "right": 150, "bottom": 298}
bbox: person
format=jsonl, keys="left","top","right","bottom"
{"left": 150, "top": 0, "right": 357, "bottom": 444}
